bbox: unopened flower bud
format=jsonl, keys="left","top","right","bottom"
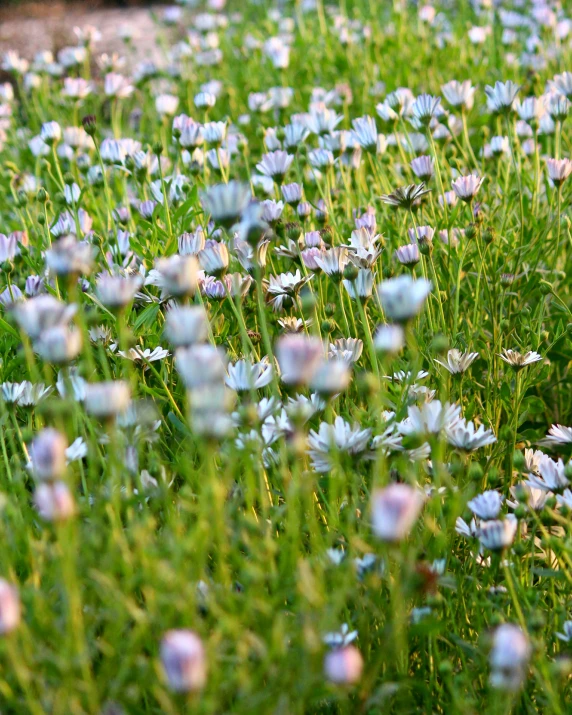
{"left": 324, "top": 645, "right": 363, "bottom": 685}
{"left": 0, "top": 580, "right": 20, "bottom": 635}
{"left": 82, "top": 115, "right": 97, "bottom": 135}
{"left": 34, "top": 481, "right": 75, "bottom": 522}
{"left": 161, "top": 630, "right": 207, "bottom": 693}
{"left": 371, "top": 483, "right": 425, "bottom": 542}
{"left": 29, "top": 428, "right": 68, "bottom": 481}
{"left": 343, "top": 263, "right": 359, "bottom": 282}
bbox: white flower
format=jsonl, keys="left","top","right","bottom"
{"left": 307, "top": 417, "right": 371, "bottom": 473}
{"left": 149, "top": 255, "right": 199, "bottom": 297}
{"left": 407, "top": 225, "right": 434, "bottom": 246}
{"left": 117, "top": 346, "right": 170, "bottom": 363}
{"left": 104, "top": 72, "right": 133, "bottom": 98}
{"left": 201, "top": 181, "right": 251, "bottom": 228}
{"left": 489, "top": 136, "right": 510, "bottom": 156}
{"left": 309, "top": 358, "right": 351, "bottom": 396}
{"left": 351, "top": 115, "right": 378, "bottom": 151}
{"left": 56, "top": 368, "right": 87, "bottom": 402}
{"left": 305, "top": 105, "right": 343, "bottom": 135}
{"left": 446, "top": 418, "right": 497, "bottom": 451}
{"left": 499, "top": 349, "right": 542, "bottom": 369}
{"left": 556, "top": 489, "right": 572, "bottom": 510}
{"left": 377, "top": 276, "right": 432, "bottom": 322}
{"left": 96, "top": 274, "right": 143, "bottom": 308}
{"left": 40, "top": 121, "right": 61, "bottom": 144}
{"left": 225, "top": 359, "right": 273, "bottom": 392}
{"left": 381, "top": 183, "right": 430, "bottom": 209}
{"left": 84, "top": 380, "right": 131, "bottom": 418}
{"left": 490, "top": 624, "right": 530, "bottom": 691}
{"left": 266, "top": 270, "right": 312, "bottom": 312}
{"left": 410, "top": 93, "right": 441, "bottom": 126}
{"left": 455, "top": 516, "right": 479, "bottom": 538}
{"left": 549, "top": 71, "right": 572, "bottom": 98}
{"left": 556, "top": 621, "right": 572, "bottom": 642}
{"left": 175, "top": 345, "right": 227, "bottom": 389}
{"left": 395, "top": 243, "right": 420, "bottom": 266}
{"left": 343, "top": 228, "right": 381, "bottom": 268}
{"left": 526, "top": 455, "right": 569, "bottom": 492}
{"left": 285, "top": 393, "right": 325, "bottom": 422}
{"left": 485, "top": 80, "right": 520, "bottom": 112}
{"left": 467, "top": 491, "right": 503, "bottom": 520}
{"left": 410, "top": 155, "right": 434, "bottom": 181}
{"left": 328, "top": 338, "right": 363, "bottom": 365}
{"left": 1, "top": 382, "right": 27, "bottom": 404}
{"left": 325, "top": 548, "right": 345, "bottom": 566}
{"left": 373, "top": 324, "right": 405, "bottom": 353}
{"left": 203, "top": 120, "right": 227, "bottom": 146}
{"left": 193, "top": 89, "right": 216, "bottom": 108}
{"left": 323, "top": 623, "right": 358, "bottom": 648}
{"left": 156, "top": 94, "right": 179, "bottom": 116}
{"left": 178, "top": 228, "right": 206, "bottom": 256}
{"left": 478, "top": 517, "right": 517, "bottom": 551}
{"left": 441, "top": 80, "right": 475, "bottom": 110}
{"left": 411, "top": 607, "right": 433, "bottom": 624}
{"left": 434, "top": 349, "right": 479, "bottom": 374}
{"left": 508, "top": 483, "right": 548, "bottom": 512}
{"left": 16, "top": 382, "right": 52, "bottom": 407}
{"left": 398, "top": 400, "right": 461, "bottom": 436}
{"left": 35, "top": 325, "right": 83, "bottom": 364}
{"left": 308, "top": 148, "right": 335, "bottom": 169}
{"left": 283, "top": 122, "right": 309, "bottom": 150}
{"left": 371, "top": 483, "right": 425, "bottom": 542}
{"left": 386, "top": 370, "right": 429, "bottom": 383}
{"left": 354, "top": 553, "right": 377, "bottom": 578}
{"left": 343, "top": 269, "right": 374, "bottom": 300}
{"left": 546, "top": 158, "right": 572, "bottom": 185}
{"left": 164, "top": 306, "right": 208, "bottom": 348}
{"left": 256, "top": 150, "right": 293, "bottom": 182}
{"left": 12, "top": 296, "right": 77, "bottom": 340}
{"left": 198, "top": 241, "right": 229, "bottom": 276}
{"left": 371, "top": 424, "right": 403, "bottom": 453}
{"left": 66, "top": 437, "right": 87, "bottom": 463}
{"left": 63, "top": 77, "right": 92, "bottom": 99}
{"left": 451, "top": 174, "right": 484, "bottom": 202}
{"left": 45, "top": 236, "right": 94, "bottom": 276}
{"left": 539, "top": 424, "right": 572, "bottom": 447}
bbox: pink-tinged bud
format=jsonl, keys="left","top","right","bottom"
{"left": 29, "top": 428, "right": 68, "bottom": 481}
{"left": 34, "top": 482, "right": 76, "bottom": 522}
{"left": 324, "top": 645, "right": 363, "bottom": 685}
{"left": 490, "top": 624, "right": 530, "bottom": 691}
{"left": 0, "top": 579, "right": 20, "bottom": 635}
{"left": 371, "top": 483, "right": 425, "bottom": 542}
{"left": 160, "top": 629, "right": 207, "bottom": 693}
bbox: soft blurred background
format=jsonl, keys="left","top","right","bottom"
{"left": 0, "top": 1, "right": 171, "bottom": 67}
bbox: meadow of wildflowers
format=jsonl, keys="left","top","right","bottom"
{"left": 0, "top": 0, "right": 572, "bottom": 711}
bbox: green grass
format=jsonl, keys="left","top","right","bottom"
{"left": 0, "top": 1, "right": 571, "bottom": 713}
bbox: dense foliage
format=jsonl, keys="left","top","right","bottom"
{"left": 0, "top": 0, "right": 572, "bottom": 712}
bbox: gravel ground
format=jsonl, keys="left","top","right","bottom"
{"left": 0, "top": 3, "right": 165, "bottom": 64}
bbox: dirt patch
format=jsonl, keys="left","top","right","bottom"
{"left": 0, "top": 2, "right": 165, "bottom": 64}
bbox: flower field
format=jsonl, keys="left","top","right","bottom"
{"left": 0, "top": 0, "right": 571, "bottom": 712}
